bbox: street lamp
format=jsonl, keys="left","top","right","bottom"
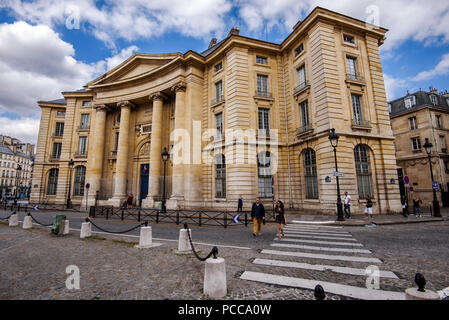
{"left": 161, "top": 148, "right": 169, "bottom": 213}
{"left": 67, "top": 159, "right": 74, "bottom": 209}
{"left": 329, "top": 128, "right": 345, "bottom": 221}
{"left": 15, "top": 165, "right": 22, "bottom": 198}
{"left": 423, "top": 138, "right": 442, "bottom": 217}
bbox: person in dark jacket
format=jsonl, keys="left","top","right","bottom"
{"left": 237, "top": 195, "right": 243, "bottom": 212}
{"left": 275, "top": 200, "right": 286, "bottom": 240}
{"left": 251, "top": 197, "right": 265, "bottom": 237}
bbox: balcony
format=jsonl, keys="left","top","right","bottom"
{"left": 295, "top": 125, "right": 314, "bottom": 138}
{"left": 52, "top": 133, "right": 63, "bottom": 139}
{"left": 345, "top": 73, "right": 366, "bottom": 86}
{"left": 210, "top": 96, "right": 225, "bottom": 107}
{"left": 254, "top": 91, "right": 274, "bottom": 101}
{"left": 74, "top": 152, "right": 88, "bottom": 159}
{"left": 293, "top": 81, "right": 310, "bottom": 96}
{"left": 351, "top": 119, "right": 372, "bottom": 130}
{"left": 77, "top": 125, "right": 90, "bottom": 132}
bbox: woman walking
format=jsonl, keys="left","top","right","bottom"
{"left": 275, "top": 200, "right": 286, "bottom": 240}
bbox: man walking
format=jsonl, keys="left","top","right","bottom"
{"left": 237, "top": 195, "right": 243, "bottom": 212}
{"left": 344, "top": 191, "right": 351, "bottom": 219}
{"left": 251, "top": 197, "right": 265, "bottom": 237}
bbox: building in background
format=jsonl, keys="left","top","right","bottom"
{"left": 0, "top": 136, "right": 35, "bottom": 199}
{"left": 390, "top": 88, "right": 449, "bottom": 208}
{"left": 31, "top": 7, "right": 401, "bottom": 214}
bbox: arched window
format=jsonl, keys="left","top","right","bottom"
{"left": 74, "top": 166, "right": 86, "bottom": 196}
{"left": 304, "top": 149, "right": 319, "bottom": 199}
{"left": 258, "top": 152, "right": 273, "bottom": 198}
{"left": 354, "top": 145, "right": 373, "bottom": 198}
{"left": 215, "top": 154, "right": 226, "bottom": 198}
{"left": 47, "top": 168, "right": 58, "bottom": 195}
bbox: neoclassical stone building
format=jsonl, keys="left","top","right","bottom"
{"left": 31, "top": 7, "right": 401, "bottom": 214}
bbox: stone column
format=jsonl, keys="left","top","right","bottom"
{"left": 110, "top": 101, "right": 133, "bottom": 206}
{"left": 143, "top": 92, "right": 166, "bottom": 208}
{"left": 167, "top": 81, "right": 186, "bottom": 209}
{"left": 85, "top": 105, "right": 108, "bottom": 206}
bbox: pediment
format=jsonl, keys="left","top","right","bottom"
{"left": 88, "top": 53, "right": 181, "bottom": 87}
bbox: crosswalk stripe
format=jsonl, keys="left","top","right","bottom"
{"left": 277, "top": 238, "right": 364, "bottom": 247}
{"left": 291, "top": 221, "right": 342, "bottom": 227}
{"left": 283, "top": 234, "right": 358, "bottom": 241}
{"left": 240, "top": 271, "right": 405, "bottom": 300}
{"left": 261, "top": 249, "right": 382, "bottom": 263}
{"left": 270, "top": 243, "right": 371, "bottom": 254}
{"left": 253, "top": 258, "right": 399, "bottom": 279}
{"left": 284, "top": 226, "right": 350, "bottom": 234}
{"left": 282, "top": 230, "right": 354, "bottom": 237}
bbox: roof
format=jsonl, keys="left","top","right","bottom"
{"left": 39, "top": 98, "right": 67, "bottom": 105}
{"left": 0, "top": 144, "right": 14, "bottom": 155}
{"left": 389, "top": 91, "right": 449, "bottom": 116}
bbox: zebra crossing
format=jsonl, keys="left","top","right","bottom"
{"left": 240, "top": 221, "right": 406, "bottom": 300}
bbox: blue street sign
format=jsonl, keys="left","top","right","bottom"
{"left": 433, "top": 181, "right": 438, "bottom": 190}
{"left": 404, "top": 176, "right": 409, "bottom": 184}
{"left": 33, "top": 205, "right": 39, "bottom": 211}
{"left": 233, "top": 215, "right": 240, "bottom": 224}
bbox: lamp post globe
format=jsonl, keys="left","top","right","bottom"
{"left": 423, "top": 138, "right": 441, "bottom": 217}
{"left": 329, "top": 129, "right": 345, "bottom": 222}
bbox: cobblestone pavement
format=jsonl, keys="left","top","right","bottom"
{"left": 0, "top": 214, "right": 448, "bottom": 300}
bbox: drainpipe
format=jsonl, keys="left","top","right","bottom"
{"left": 281, "top": 54, "right": 294, "bottom": 208}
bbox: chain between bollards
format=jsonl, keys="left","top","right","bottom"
{"left": 28, "top": 212, "right": 53, "bottom": 227}
{"left": 0, "top": 211, "right": 14, "bottom": 221}
{"left": 184, "top": 223, "right": 218, "bottom": 261}
{"left": 85, "top": 217, "right": 148, "bottom": 234}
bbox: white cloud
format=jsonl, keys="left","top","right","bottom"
{"left": 0, "top": 117, "right": 40, "bottom": 145}
{"left": 412, "top": 53, "right": 449, "bottom": 82}
{"left": 383, "top": 74, "right": 409, "bottom": 101}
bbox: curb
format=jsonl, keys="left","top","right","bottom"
{"left": 322, "top": 218, "right": 445, "bottom": 227}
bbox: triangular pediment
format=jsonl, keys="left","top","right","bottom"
{"left": 88, "top": 53, "right": 181, "bottom": 87}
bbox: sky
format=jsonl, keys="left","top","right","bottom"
{"left": 1, "top": 0, "right": 449, "bottom": 146}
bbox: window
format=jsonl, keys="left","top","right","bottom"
{"left": 57, "top": 111, "right": 66, "bottom": 117}
{"left": 300, "top": 100, "right": 310, "bottom": 131}
{"left": 214, "top": 62, "right": 222, "bottom": 72}
{"left": 409, "top": 117, "right": 417, "bottom": 130}
{"left": 297, "top": 65, "right": 307, "bottom": 89}
{"left": 52, "top": 143, "right": 62, "bottom": 159}
{"left": 80, "top": 114, "right": 90, "bottom": 129}
{"left": 436, "top": 115, "right": 442, "bottom": 129}
{"left": 114, "top": 132, "right": 120, "bottom": 152}
{"left": 215, "top": 81, "right": 223, "bottom": 102}
{"left": 412, "top": 137, "right": 421, "bottom": 151}
{"left": 55, "top": 122, "right": 64, "bottom": 137}
{"left": 47, "top": 168, "right": 58, "bottom": 195}
{"left": 404, "top": 96, "right": 416, "bottom": 109}
{"left": 258, "top": 108, "right": 270, "bottom": 136}
{"left": 258, "top": 152, "right": 273, "bottom": 198}
{"left": 82, "top": 101, "right": 91, "bottom": 107}
{"left": 256, "top": 56, "right": 268, "bottom": 64}
{"left": 351, "top": 94, "right": 363, "bottom": 125}
{"left": 388, "top": 103, "right": 392, "bottom": 113}
{"left": 346, "top": 57, "right": 357, "bottom": 79}
{"left": 215, "top": 113, "right": 223, "bottom": 139}
{"left": 215, "top": 154, "right": 226, "bottom": 198}
{"left": 430, "top": 94, "right": 438, "bottom": 106}
{"left": 257, "top": 74, "right": 269, "bottom": 96}
{"left": 304, "top": 149, "right": 319, "bottom": 199}
{"left": 73, "top": 166, "right": 86, "bottom": 196}
{"left": 295, "top": 43, "right": 304, "bottom": 56}
{"left": 440, "top": 136, "right": 446, "bottom": 152}
{"left": 78, "top": 136, "right": 87, "bottom": 155}
{"left": 354, "top": 145, "right": 373, "bottom": 198}
{"left": 343, "top": 34, "right": 355, "bottom": 44}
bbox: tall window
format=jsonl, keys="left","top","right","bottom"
{"left": 215, "top": 113, "right": 223, "bottom": 139}
{"left": 404, "top": 96, "right": 416, "bottom": 109}
{"left": 74, "top": 166, "right": 86, "bottom": 196}
{"left": 300, "top": 100, "right": 310, "bottom": 131}
{"left": 258, "top": 152, "right": 273, "bottom": 198}
{"left": 297, "top": 65, "right": 306, "bottom": 89}
{"left": 412, "top": 137, "right": 421, "bottom": 151}
{"left": 215, "top": 154, "right": 226, "bottom": 198}
{"left": 351, "top": 94, "right": 363, "bottom": 125}
{"left": 258, "top": 108, "right": 270, "bottom": 136}
{"left": 78, "top": 136, "right": 87, "bottom": 155}
{"left": 215, "top": 81, "right": 223, "bottom": 102}
{"left": 440, "top": 136, "right": 447, "bottom": 152}
{"left": 52, "top": 143, "right": 62, "bottom": 159}
{"left": 114, "top": 132, "right": 120, "bottom": 151}
{"left": 257, "top": 74, "right": 269, "bottom": 96}
{"left": 47, "top": 168, "right": 58, "bottom": 195}
{"left": 436, "top": 115, "right": 442, "bottom": 129}
{"left": 80, "top": 114, "right": 90, "bottom": 129}
{"left": 304, "top": 149, "right": 319, "bottom": 199}
{"left": 409, "top": 117, "right": 417, "bottom": 130}
{"left": 430, "top": 94, "right": 438, "bottom": 106}
{"left": 55, "top": 122, "right": 64, "bottom": 136}
{"left": 346, "top": 57, "right": 357, "bottom": 79}
{"left": 354, "top": 145, "right": 373, "bottom": 198}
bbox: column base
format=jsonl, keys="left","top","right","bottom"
{"left": 108, "top": 196, "right": 127, "bottom": 208}
{"left": 141, "top": 197, "right": 160, "bottom": 209}
{"left": 167, "top": 197, "right": 184, "bottom": 210}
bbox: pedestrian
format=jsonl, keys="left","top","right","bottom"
{"left": 344, "top": 191, "right": 351, "bottom": 219}
{"left": 401, "top": 195, "right": 409, "bottom": 217}
{"left": 127, "top": 193, "right": 134, "bottom": 208}
{"left": 237, "top": 195, "right": 243, "bottom": 212}
{"left": 251, "top": 197, "right": 265, "bottom": 237}
{"left": 364, "top": 195, "right": 374, "bottom": 224}
{"left": 275, "top": 200, "right": 286, "bottom": 240}
{"left": 413, "top": 196, "right": 422, "bottom": 218}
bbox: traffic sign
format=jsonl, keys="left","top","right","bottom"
{"left": 333, "top": 172, "right": 344, "bottom": 177}
{"left": 233, "top": 215, "right": 240, "bottom": 224}
{"left": 404, "top": 176, "right": 409, "bottom": 184}
{"left": 433, "top": 181, "right": 439, "bottom": 190}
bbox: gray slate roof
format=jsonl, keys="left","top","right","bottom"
{"left": 389, "top": 91, "right": 449, "bottom": 116}
{"left": 0, "top": 144, "right": 14, "bottom": 155}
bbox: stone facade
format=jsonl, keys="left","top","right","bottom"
{"left": 31, "top": 7, "right": 402, "bottom": 214}
{"left": 390, "top": 88, "right": 449, "bottom": 207}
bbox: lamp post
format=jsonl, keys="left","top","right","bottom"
{"left": 67, "top": 159, "right": 74, "bottom": 209}
{"left": 15, "top": 165, "right": 22, "bottom": 198}
{"left": 423, "top": 138, "right": 442, "bottom": 217}
{"left": 161, "top": 148, "right": 169, "bottom": 213}
{"left": 329, "top": 128, "right": 345, "bottom": 221}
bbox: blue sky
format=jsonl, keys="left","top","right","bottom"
{"left": 1, "top": 0, "right": 449, "bottom": 144}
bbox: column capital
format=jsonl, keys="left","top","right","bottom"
{"left": 117, "top": 100, "right": 135, "bottom": 109}
{"left": 93, "top": 104, "right": 110, "bottom": 112}
{"left": 149, "top": 92, "right": 167, "bottom": 102}
{"left": 171, "top": 81, "right": 187, "bottom": 93}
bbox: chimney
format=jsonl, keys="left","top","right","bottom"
{"left": 430, "top": 86, "right": 438, "bottom": 94}
{"left": 228, "top": 26, "right": 240, "bottom": 36}
{"left": 208, "top": 38, "right": 217, "bottom": 49}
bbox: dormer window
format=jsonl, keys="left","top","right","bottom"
{"left": 295, "top": 43, "right": 304, "bottom": 56}
{"left": 404, "top": 96, "right": 416, "bottom": 109}
{"left": 256, "top": 56, "right": 268, "bottom": 65}
{"left": 214, "top": 62, "right": 222, "bottom": 73}
{"left": 430, "top": 94, "right": 438, "bottom": 106}
{"left": 343, "top": 34, "right": 355, "bottom": 44}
